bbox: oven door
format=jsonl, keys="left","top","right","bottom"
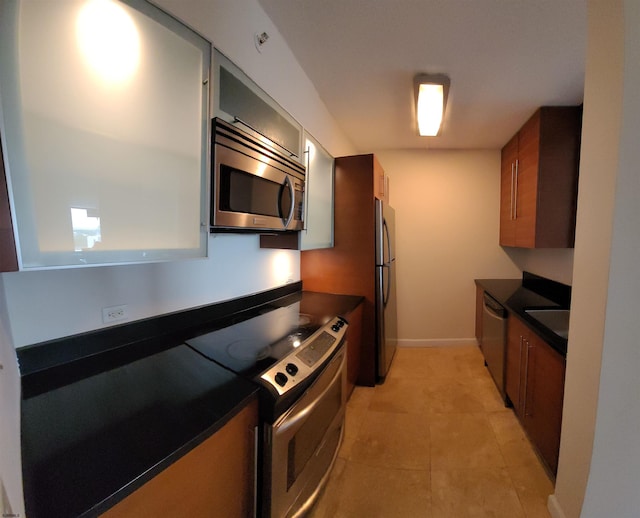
{"left": 263, "top": 345, "right": 346, "bottom": 518}
{"left": 213, "top": 142, "right": 304, "bottom": 231}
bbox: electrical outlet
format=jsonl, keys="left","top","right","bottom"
{"left": 102, "top": 305, "right": 128, "bottom": 324}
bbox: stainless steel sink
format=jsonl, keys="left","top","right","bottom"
{"left": 524, "top": 309, "right": 570, "bottom": 339}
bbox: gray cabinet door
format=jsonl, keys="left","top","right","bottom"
{"left": 214, "top": 50, "right": 302, "bottom": 161}
{"left": 301, "top": 133, "right": 334, "bottom": 250}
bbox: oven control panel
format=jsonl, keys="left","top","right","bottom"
{"left": 260, "top": 316, "right": 348, "bottom": 395}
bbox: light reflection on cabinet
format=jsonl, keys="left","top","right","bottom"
{"left": 0, "top": 0, "right": 210, "bottom": 270}
{"left": 301, "top": 133, "right": 334, "bottom": 250}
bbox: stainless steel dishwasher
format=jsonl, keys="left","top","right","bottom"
{"left": 481, "top": 293, "right": 508, "bottom": 403}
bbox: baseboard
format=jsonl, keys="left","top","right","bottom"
{"left": 547, "top": 494, "right": 567, "bottom": 518}
{"left": 397, "top": 338, "right": 479, "bottom": 347}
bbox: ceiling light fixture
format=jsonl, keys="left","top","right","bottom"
{"left": 414, "top": 73, "right": 450, "bottom": 136}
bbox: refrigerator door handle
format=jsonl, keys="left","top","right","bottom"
{"left": 383, "top": 219, "right": 392, "bottom": 264}
{"left": 382, "top": 263, "right": 391, "bottom": 306}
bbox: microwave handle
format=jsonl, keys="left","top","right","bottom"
{"left": 282, "top": 175, "right": 295, "bottom": 228}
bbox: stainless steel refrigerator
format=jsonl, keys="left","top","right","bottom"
{"left": 375, "top": 199, "right": 398, "bottom": 378}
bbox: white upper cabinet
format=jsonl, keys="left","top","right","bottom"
{"left": 301, "top": 133, "right": 334, "bottom": 250}
{"left": 0, "top": 0, "right": 210, "bottom": 269}
{"left": 213, "top": 49, "right": 303, "bottom": 162}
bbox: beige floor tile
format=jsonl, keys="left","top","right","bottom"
{"left": 307, "top": 457, "right": 348, "bottom": 518}
{"left": 431, "top": 467, "right": 525, "bottom": 518}
{"left": 349, "top": 410, "right": 430, "bottom": 470}
{"left": 347, "top": 385, "right": 375, "bottom": 411}
{"left": 368, "top": 377, "right": 431, "bottom": 414}
{"left": 311, "top": 346, "right": 554, "bottom": 518}
{"left": 386, "top": 347, "right": 434, "bottom": 380}
{"left": 341, "top": 387, "right": 376, "bottom": 459}
{"left": 508, "top": 463, "right": 554, "bottom": 518}
{"left": 430, "top": 413, "right": 505, "bottom": 470}
{"left": 488, "top": 411, "right": 541, "bottom": 467}
{"left": 331, "top": 462, "right": 431, "bottom": 518}
{"left": 424, "top": 377, "right": 499, "bottom": 415}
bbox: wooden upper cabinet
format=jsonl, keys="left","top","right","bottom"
{"left": 0, "top": 135, "right": 18, "bottom": 272}
{"left": 373, "top": 155, "right": 388, "bottom": 202}
{"left": 500, "top": 134, "right": 518, "bottom": 246}
{"left": 500, "top": 106, "right": 582, "bottom": 248}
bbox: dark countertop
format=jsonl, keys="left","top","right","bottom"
{"left": 21, "top": 345, "right": 258, "bottom": 518}
{"left": 17, "top": 282, "right": 362, "bottom": 518}
{"left": 300, "top": 291, "right": 364, "bottom": 323}
{"left": 475, "top": 275, "right": 570, "bottom": 356}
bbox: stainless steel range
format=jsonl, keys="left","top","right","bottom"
{"left": 186, "top": 293, "right": 348, "bottom": 518}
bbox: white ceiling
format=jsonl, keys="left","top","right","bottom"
{"left": 257, "top": 0, "right": 586, "bottom": 151}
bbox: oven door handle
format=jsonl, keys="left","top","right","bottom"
{"left": 276, "top": 350, "right": 345, "bottom": 435}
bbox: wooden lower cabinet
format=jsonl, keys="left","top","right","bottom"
{"left": 505, "top": 316, "right": 566, "bottom": 475}
{"left": 345, "top": 301, "right": 364, "bottom": 398}
{"left": 101, "top": 399, "right": 258, "bottom": 518}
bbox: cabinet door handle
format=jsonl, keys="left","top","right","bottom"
{"left": 233, "top": 116, "right": 299, "bottom": 158}
{"left": 518, "top": 335, "right": 524, "bottom": 410}
{"left": 523, "top": 339, "right": 534, "bottom": 417}
{"left": 510, "top": 162, "right": 515, "bottom": 220}
{"left": 303, "top": 143, "right": 311, "bottom": 230}
{"left": 513, "top": 159, "right": 519, "bottom": 219}
{"left": 253, "top": 425, "right": 259, "bottom": 517}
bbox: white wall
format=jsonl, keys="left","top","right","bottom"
{"left": 580, "top": 2, "right": 640, "bottom": 514}
{"left": 375, "top": 149, "right": 522, "bottom": 344}
{"left": 154, "top": 0, "right": 356, "bottom": 159}
{"left": 549, "top": 1, "right": 637, "bottom": 517}
{"left": 0, "top": 0, "right": 356, "bottom": 513}
{"left": 502, "top": 248, "right": 574, "bottom": 286}
{"left": 2, "top": 235, "right": 300, "bottom": 346}
{"left": 0, "top": 277, "right": 20, "bottom": 518}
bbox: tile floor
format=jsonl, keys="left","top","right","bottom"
{"left": 308, "top": 345, "right": 554, "bottom": 518}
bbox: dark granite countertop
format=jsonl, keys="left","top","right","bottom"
{"left": 475, "top": 273, "right": 571, "bottom": 356}
{"left": 17, "top": 282, "right": 363, "bottom": 518}
{"left": 300, "top": 291, "right": 364, "bottom": 323}
{"left": 21, "top": 344, "right": 258, "bottom": 518}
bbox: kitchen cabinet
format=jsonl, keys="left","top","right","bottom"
{"left": 300, "top": 132, "right": 335, "bottom": 250}
{"left": 374, "top": 157, "right": 390, "bottom": 203}
{"left": 345, "top": 301, "right": 364, "bottom": 398}
{"left": 214, "top": 49, "right": 303, "bottom": 162}
{"left": 506, "top": 315, "right": 565, "bottom": 475}
{"left": 101, "top": 399, "right": 258, "bottom": 518}
{"left": 301, "top": 154, "right": 386, "bottom": 386}
{"left": 0, "top": 1, "right": 209, "bottom": 270}
{"left": 499, "top": 106, "right": 582, "bottom": 248}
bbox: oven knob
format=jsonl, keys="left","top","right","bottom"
{"left": 286, "top": 363, "right": 298, "bottom": 376}
{"left": 275, "top": 372, "right": 288, "bottom": 387}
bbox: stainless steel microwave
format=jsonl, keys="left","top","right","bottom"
{"left": 211, "top": 118, "right": 305, "bottom": 232}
